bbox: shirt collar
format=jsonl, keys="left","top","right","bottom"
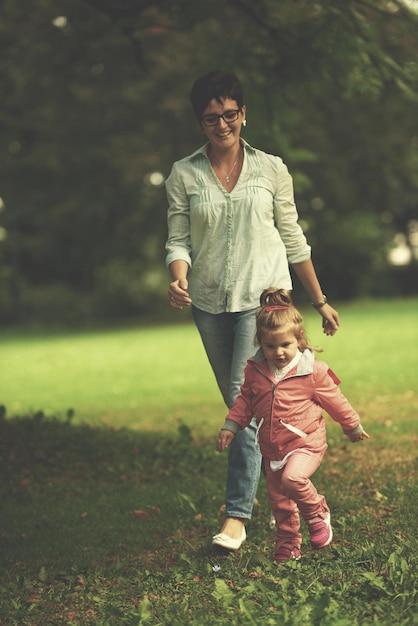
{"left": 269, "top": 349, "right": 303, "bottom": 381}
{"left": 189, "top": 138, "right": 256, "bottom": 161}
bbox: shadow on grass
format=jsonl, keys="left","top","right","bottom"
{"left": 0, "top": 410, "right": 223, "bottom": 578}
{"left": 1, "top": 410, "right": 418, "bottom": 625}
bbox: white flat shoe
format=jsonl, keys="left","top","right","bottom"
{"left": 212, "top": 526, "right": 246, "bottom": 551}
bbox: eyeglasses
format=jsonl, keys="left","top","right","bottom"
{"left": 201, "top": 109, "right": 241, "bottom": 126}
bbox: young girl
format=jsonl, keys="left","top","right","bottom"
{"left": 216, "top": 288, "right": 369, "bottom": 562}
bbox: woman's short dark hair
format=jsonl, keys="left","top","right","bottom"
{"left": 190, "top": 71, "right": 244, "bottom": 121}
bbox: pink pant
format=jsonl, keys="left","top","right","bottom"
{"left": 265, "top": 446, "right": 328, "bottom": 551}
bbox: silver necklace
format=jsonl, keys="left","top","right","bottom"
{"left": 211, "top": 155, "right": 238, "bottom": 183}
{"left": 210, "top": 146, "right": 242, "bottom": 184}
{"left": 224, "top": 159, "right": 237, "bottom": 183}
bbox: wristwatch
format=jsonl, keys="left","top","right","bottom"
{"left": 311, "top": 295, "right": 327, "bottom": 310}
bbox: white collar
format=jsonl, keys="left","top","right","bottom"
{"left": 269, "top": 350, "right": 302, "bottom": 381}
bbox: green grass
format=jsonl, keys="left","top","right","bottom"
{"left": 1, "top": 297, "right": 417, "bottom": 435}
{"left": 1, "top": 298, "right": 418, "bottom": 625}
{"left": 0, "top": 321, "right": 225, "bottom": 435}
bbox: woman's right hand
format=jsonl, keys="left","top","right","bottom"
{"left": 168, "top": 278, "right": 192, "bottom": 309}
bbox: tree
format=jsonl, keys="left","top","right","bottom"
{"left": 0, "top": 0, "right": 417, "bottom": 324}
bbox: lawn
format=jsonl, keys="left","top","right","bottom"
{"left": 0, "top": 298, "right": 417, "bottom": 625}
{"left": 0, "top": 318, "right": 225, "bottom": 435}
{"left": 2, "top": 297, "right": 417, "bottom": 435}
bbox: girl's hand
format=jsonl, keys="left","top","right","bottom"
{"left": 216, "top": 429, "right": 235, "bottom": 452}
{"left": 319, "top": 304, "right": 340, "bottom": 336}
{"left": 347, "top": 429, "right": 370, "bottom": 443}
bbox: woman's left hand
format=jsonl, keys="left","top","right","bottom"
{"left": 319, "top": 304, "right": 340, "bottom": 336}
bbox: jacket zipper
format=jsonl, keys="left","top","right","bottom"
{"left": 251, "top": 359, "right": 310, "bottom": 457}
{"left": 268, "top": 384, "right": 278, "bottom": 458}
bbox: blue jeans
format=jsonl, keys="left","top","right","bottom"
{"left": 192, "top": 306, "right": 262, "bottom": 520}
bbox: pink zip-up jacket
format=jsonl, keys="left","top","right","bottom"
{"left": 223, "top": 348, "right": 361, "bottom": 462}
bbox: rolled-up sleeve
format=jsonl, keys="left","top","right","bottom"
{"left": 272, "top": 158, "right": 311, "bottom": 264}
{"left": 165, "top": 162, "right": 192, "bottom": 268}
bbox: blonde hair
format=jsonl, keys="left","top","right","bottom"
{"left": 255, "top": 288, "right": 315, "bottom": 352}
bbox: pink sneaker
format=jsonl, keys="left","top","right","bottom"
{"left": 274, "top": 545, "right": 301, "bottom": 563}
{"left": 308, "top": 512, "right": 333, "bottom": 549}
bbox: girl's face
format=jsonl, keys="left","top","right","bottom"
{"left": 200, "top": 97, "right": 246, "bottom": 150}
{"left": 260, "top": 328, "right": 300, "bottom": 370}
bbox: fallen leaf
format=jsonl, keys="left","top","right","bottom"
{"left": 27, "top": 595, "right": 40, "bottom": 604}
{"left": 374, "top": 489, "right": 386, "bottom": 501}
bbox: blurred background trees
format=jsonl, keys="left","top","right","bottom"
{"left": 1, "top": 0, "right": 417, "bottom": 325}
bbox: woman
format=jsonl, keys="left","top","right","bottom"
{"left": 165, "top": 71, "right": 340, "bottom": 551}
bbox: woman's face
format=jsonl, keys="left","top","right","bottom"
{"left": 200, "top": 97, "right": 246, "bottom": 151}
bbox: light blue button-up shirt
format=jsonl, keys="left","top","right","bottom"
{"left": 165, "top": 139, "right": 311, "bottom": 314}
